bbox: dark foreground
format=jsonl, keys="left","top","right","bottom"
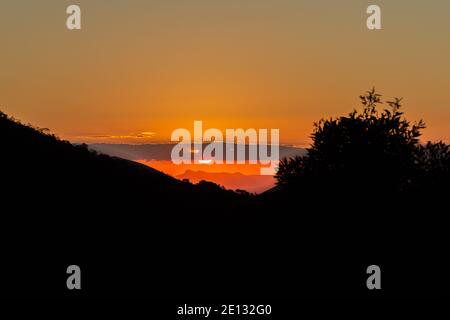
{"left": 1, "top": 112, "right": 448, "bottom": 301}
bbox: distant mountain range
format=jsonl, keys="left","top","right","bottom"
{"left": 89, "top": 143, "right": 307, "bottom": 162}
{"left": 88, "top": 143, "right": 306, "bottom": 193}
{"left": 177, "top": 170, "right": 276, "bottom": 194}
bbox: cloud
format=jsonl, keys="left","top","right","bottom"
{"left": 74, "top": 132, "right": 156, "bottom": 142}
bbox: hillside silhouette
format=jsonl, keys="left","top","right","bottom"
{"left": 1, "top": 89, "right": 449, "bottom": 299}
{"left": 0, "top": 110, "right": 258, "bottom": 298}
{"left": 0, "top": 111, "right": 249, "bottom": 219}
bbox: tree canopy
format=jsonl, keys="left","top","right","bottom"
{"left": 276, "top": 88, "right": 449, "bottom": 197}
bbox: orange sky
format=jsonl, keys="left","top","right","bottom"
{"left": 1, "top": 0, "right": 449, "bottom": 145}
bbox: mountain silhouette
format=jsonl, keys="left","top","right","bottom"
{"left": 0, "top": 111, "right": 258, "bottom": 298}
{"left": 0, "top": 111, "right": 248, "bottom": 220}
{"left": 176, "top": 169, "right": 275, "bottom": 193}
{"left": 1, "top": 105, "right": 448, "bottom": 299}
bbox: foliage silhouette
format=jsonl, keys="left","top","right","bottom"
{"left": 275, "top": 88, "right": 448, "bottom": 200}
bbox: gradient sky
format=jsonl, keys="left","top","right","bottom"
{"left": 1, "top": 0, "right": 449, "bottom": 145}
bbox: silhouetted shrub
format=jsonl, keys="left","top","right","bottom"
{"left": 275, "top": 88, "right": 448, "bottom": 197}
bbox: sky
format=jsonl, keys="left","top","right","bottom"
{"left": 1, "top": 0, "right": 450, "bottom": 145}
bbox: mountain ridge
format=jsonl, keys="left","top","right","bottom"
{"left": 176, "top": 169, "right": 275, "bottom": 193}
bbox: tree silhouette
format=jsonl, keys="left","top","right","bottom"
{"left": 275, "top": 88, "right": 446, "bottom": 197}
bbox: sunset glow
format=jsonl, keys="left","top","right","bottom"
{"left": 1, "top": 0, "right": 450, "bottom": 192}
{"left": 1, "top": 1, "right": 449, "bottom": 146}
